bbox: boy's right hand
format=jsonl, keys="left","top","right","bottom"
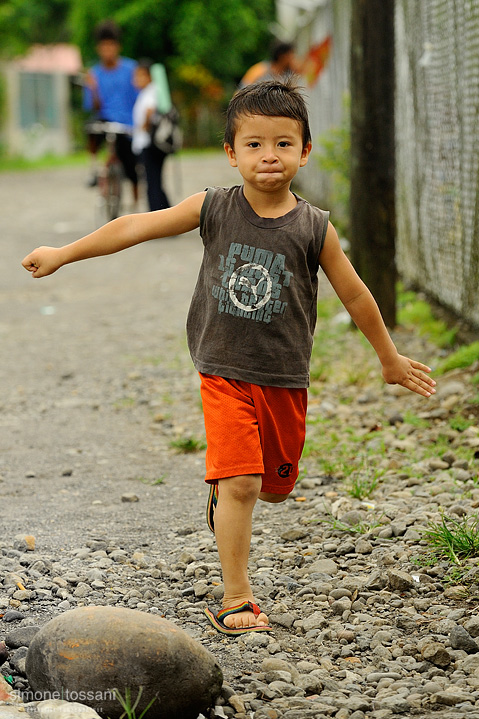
{"left": 22, "top": 247, "right": 63, "bottom": 278}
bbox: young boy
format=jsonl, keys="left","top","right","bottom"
{"left": 22, "top": 80, "right": 435, "bottom": 635}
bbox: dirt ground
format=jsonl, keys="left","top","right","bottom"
{"left": 0, "top": 152, "right": 239, "bottom": 551}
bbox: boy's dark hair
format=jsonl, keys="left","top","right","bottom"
{"left": 270, "top": 39, "right": 295, "bottom": 63}
{"left": 137, "top": 58, "right": 153, "bottom": 74}
{"left": 224, "top": 79, "right": 311, "bottom": 149}
{"left": 94, "top": 20, "right": 122, "bottom": 44}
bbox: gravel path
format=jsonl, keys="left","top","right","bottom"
{"left": 1, "top": 155, "right": 479, "bottom": 719}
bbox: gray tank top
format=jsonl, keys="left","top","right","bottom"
{"left": 186, "top": 185, "right": 329, "bottom": 387}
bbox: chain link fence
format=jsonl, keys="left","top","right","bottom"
{"left": 396, "top": 0, "right": 479, "bottom": 328}
{"left": 291, "top": 0, "right": 479, "bottom": 328}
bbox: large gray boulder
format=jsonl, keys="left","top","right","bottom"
{"left": 25, "top": 606, "right": 223, "bottom": 719}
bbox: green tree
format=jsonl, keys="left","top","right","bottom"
{"left": 69, "top": 0, "right": 274, "bottom": 83}
{"left": 1, "top": 0, "right": 275, "bottom": 84}
{"left": 0, "top": 0, "right": 71, "bottom": 57}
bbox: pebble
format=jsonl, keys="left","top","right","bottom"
{"left": 450, "top": 624, "right": 479, "bottom": 654}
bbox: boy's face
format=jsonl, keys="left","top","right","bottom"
{"left": 134, "top": 67, "right": 151, "bottom": 90}
{"left": 224, "top": 114, "right": 311, "bottom": 194}
{"left": 97, "top": 39, "right": 121, "bottom": 67}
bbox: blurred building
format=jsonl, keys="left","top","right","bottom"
{"left": 1, "top": 44, "right": 82, "bottom": 159}
{"left": 275, "top": 0, "right": 350, "bottom": 204}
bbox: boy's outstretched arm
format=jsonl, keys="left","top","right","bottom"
{"left": 319, "top": 222, "right": 436, "bottom": 398}
{"left": 22, "top": 192, "right": 206, "bottom": 278}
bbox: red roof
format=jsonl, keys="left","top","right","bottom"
{"left": 17, "top": 44, "right": 82, "bottom": 74}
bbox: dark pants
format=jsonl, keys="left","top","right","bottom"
{"left": 140, "top": 145, "right": 170, "bottom": 211}
{"left": 88, "top": 130, "right": 138, "bottom": 187}
{"left": 115, "top": 134, "right": 138, "bottom": 187}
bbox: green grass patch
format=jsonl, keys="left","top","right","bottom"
{"left": 448, "top": 414, "right": 476, "bottom": 432}
{"left": 437, "top": 342, "right": 479, "bottom": 375}
{"left": 169, "top": 436, "right": 206, "bottom": 453}
{"left": 136, "top": 476, "right": 166, "bottom": 486}
{"left": 402, "top": 411, "right": 430, "bottom": 429}
{"left": 423, "top": 512, "right": 479, "bottom": 565}
{"left": 319, "top": 513, "right": 383, "bottom": 535}
{"left": 347, "top": 470, "right": 383, "bottom": 500}
{"left": 0, "top": 151, "right": 89, "bottom": 173}
{"left": 397, "top": 288, "right": 457, "bottom": 348}
{"left": 114, "top": 687, "right": 156, "bottom": 719}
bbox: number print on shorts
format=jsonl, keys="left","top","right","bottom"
{"left": 212, "top": 242, "right": 293, "bottom": 324}
{"left": 277, "top": 463, "right": 294, "bottom": 478}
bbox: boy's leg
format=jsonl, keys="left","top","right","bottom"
{"left": 214, "top": 474, "right": 269, "bottom": 629}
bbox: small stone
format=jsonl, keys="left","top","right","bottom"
{"left": 13, "top": 535, "right": 35, "bottom": 552}
{"left": 444, "top": 585, "right": 467, "bottom": 599}
{"left": 365, "top": 570, "right": 388, "bottom": 591}
{"left": 281, "top": 529, "right": 309, "bottom": 541}
{"left": 193, "top": 581, "right": 209, "bottom": 598}
{"left": 2, "top": 610, "right": 25, "bottom": 622}
{"left": 330, "top": 598, "right": 352, "bottom": 615}
{"left": 304, "top": 558, "right": 339, "bottom": 576}
{"left": 294, "top": 674, "right": 322, "bottom": 693}
{"left": 355, "top": 538, "right": 373, "bottom": 554}
{"left": 429, "top": 459, "right": 450, "bottom": 471}
{"left": 378, "top": 526, "right": 394, "bottom": 539}
{"left": 35, "top": 699, "right": 101, "bottom": 719}
{"left": 431, "top": 689, "right": 472, "bottom": 706}
{"left": 339, "top": 510, "right": 366, "bottom": 526}
{"left": 421, "top": 641, "right": 451, "bottom": 667}
{"left": 228, "top": 695, "right": 245, "bottom": 713}
{"left": 346, "top": 696, "right": 371, "bottom": 712}
{"left": 302, "top": 612, "right": 327, "bottom": 632}
{"left": 0, "top": 675, "right": 19, "bottom": 703}
{"left": 449, "top": 624, "right": 479, "bottom": 653}
{"left": 0, "top": 641, "right": 8, "bottom": 664}
{"left": 269, "top": 612, "right": 296, "bottom": 629}
{"left": 387, "top": 569, "right": 415, "bottom": 592}
{"left": 464, "top": 616, "right": 479, "bottom": 638}
{"left": 5, "top": 625, "right": 40, "bottom": 648}
{"left": 121, "top": 493, "right": 139, "bottom": 503}
{"left": 441, "top": 451, "right": 456, "bottom": 466}
{"left": 377, "top": 695, "right": 411, "bottom": 713}
{"left": 261, "top": 658, "right": 299, "bottom": 683}
{"left": 264, "top": 670, "right": 292, "bottom": 684}
{"left": 439, "top": 380, "right": 465, "bottom": 398}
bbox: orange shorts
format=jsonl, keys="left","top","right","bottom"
{"left": 199, "top": 373, "right": 307, "bottom": 494}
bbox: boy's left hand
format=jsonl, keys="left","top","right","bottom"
{"left": 382, "top": 355, "right": 436, "bottom": 397}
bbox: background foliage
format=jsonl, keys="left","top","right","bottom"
{"left": 0, "top": 0, "right": 275, "bottom": 147}
{"left": 0, "top": 0, "right": 274, "bottom": 84}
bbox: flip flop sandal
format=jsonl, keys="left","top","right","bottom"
{"left": 206, "top": 482, "right": 218, "bottom": 533}
{"left": 204, "top": 601, "right": 272, "bottom": 636}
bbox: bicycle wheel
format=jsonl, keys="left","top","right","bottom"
{"left": 105, "top": 162, "right": 123, "bottom": 221}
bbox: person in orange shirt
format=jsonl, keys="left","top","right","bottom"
{"left": 240, "top": 40, "right": 302, "bottom": 87}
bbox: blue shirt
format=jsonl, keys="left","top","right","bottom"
{"left": 83, "top": 57, "right": 138, "bottom": 127}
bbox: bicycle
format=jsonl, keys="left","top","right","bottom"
{"left": 86, "top": 121, "right": 133, "bottom": 224}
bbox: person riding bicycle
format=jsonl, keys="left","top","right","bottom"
{"left": 83, "top": 20, "right": 139, "bottom": 206}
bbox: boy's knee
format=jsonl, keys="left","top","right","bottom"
{"left": 259, "top": 491, "right": 290, "bottom": 503}
{"left": 221, "top": 474, "right": 262, "bottom": 504}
